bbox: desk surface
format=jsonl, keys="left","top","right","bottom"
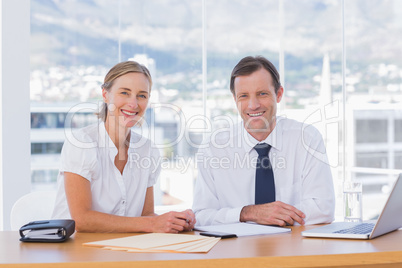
{"left": 2, "top": 225, "right": 402, "bottom": 267}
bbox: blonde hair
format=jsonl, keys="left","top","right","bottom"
{"left": 98, "top": 61, "right": 152, "bottom": 122}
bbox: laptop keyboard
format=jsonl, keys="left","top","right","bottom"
{"left": 334, "top": 223, "right": 375, "bottom": 234}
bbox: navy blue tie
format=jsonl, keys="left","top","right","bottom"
{"left": 254, "top": 143, "right": 275, "bottom": 205}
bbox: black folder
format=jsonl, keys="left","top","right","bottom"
{"left": 19, "top": 219, "right": 75, "bottom": 242}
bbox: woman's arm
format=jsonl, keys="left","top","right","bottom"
{"left": 65, "top": 172, "right": 194, "bottom": 233}
{"left": 141, "top": 187, "right": 157, "bottom": 216}
{"left": 141, "top": 187, "right": 196, "bottom": 231}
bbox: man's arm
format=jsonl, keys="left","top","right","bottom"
{"left": 240, "top": 201, "right": 305, "bottom": 226}
{"left": 297, "top": 130, "right": 335, "bottom": 224}
{"left": 193, "top": 147, "right": 306, "bottom": 227}
{"left": 239, "top": 127, "right": 334, "bottom": 226}
{"left": 192, "top": 149, "right": 244, "bottom": 226}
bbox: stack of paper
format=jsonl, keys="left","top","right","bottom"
{"left": 83, "top": 233, "right": 220, "bottom": 253}
{"left": 195, "top": 222, "right": 291, "bottom": 237}
{"left": 22, "top": 228, "right": 64, "bottom": 240}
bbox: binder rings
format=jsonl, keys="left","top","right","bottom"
{"left": 19, "top": 219, "right": 75, "bottom": 242}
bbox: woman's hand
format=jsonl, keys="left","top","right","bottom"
{"left": 151, "top": 209, "right": 196, "bottom": 233}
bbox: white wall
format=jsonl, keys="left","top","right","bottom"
{"left": 0, "top": 0, "right": 31, "bottom": 230}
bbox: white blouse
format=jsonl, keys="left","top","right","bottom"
{"left": 52, "top": 122, "right": 161, "bottom": 219}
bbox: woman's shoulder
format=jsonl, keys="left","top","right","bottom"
{"left": 78, "top": 123, "right": 100, "bottom": 138}
{"left": 64, "top": 122, "right": 100, "bottom": 149}
{"left": 129, "top": 129, "right": 160, "bottom": 155}
{"left": 129, "top": 129, "right": 154, "bottom": 146}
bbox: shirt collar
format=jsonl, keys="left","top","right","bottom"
{"left": 98, "top": 121, "right": 118, "bottom": 158}
{"left": 240, "top": 116, "right": 283, "bottom": 153}
{"left": 98, "top": 122, "right": 143, "bottom": 160}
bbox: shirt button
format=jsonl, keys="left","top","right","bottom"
{"left": 122, "top": 200, "right": 125, "bottom": 204}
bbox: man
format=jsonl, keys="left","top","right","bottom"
{"left": 193, "top": 55, "right": 335, "bottom": 226}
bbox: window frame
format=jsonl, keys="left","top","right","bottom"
{"left": 0, "top": 0, "right": 31, "bottom": 230}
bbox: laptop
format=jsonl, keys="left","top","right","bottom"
{"left": 301, "top": 174, "right": 402, "bottom": 239}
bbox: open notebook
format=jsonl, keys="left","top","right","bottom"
{"left": 302, "top": 174, "right": 402, "bottom": 239}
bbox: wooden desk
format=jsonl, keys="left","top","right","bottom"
{"left": 1, "top": 226, "right": 402, "bottom": 267}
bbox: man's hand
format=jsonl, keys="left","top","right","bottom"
{"left": 182, "top": 209, "right": 196, "bottom": 231}
{"left": 240, "top": 201, "right": 305, "bottom": 226}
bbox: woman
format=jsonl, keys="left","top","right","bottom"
{"left": 52, "top": 61, "right": 195, "bottom": 233}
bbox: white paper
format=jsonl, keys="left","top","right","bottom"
{"left": 23, "top": 228, "right": 63, "bottom": 239}
{"left": 195, "top": 222, "right": 291, "bottom": 237}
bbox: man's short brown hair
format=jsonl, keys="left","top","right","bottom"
{"left": 230, "top": 56, "right": 281, "bottom": 95}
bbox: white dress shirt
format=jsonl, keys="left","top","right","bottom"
{"left": 52, "top": 122, "right": 161, "bottom": 219}
{"left": 192, "top": 116, "right": 335, "bottom": 226}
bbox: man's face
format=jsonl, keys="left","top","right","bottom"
{"left": 233, "top": 68, "right": 283, "bottom": 140}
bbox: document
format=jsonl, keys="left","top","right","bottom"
{"left": 195, "top": 222, "right": 291, "bottom": 237}
{"left": 22, "top": 228, "right": 64, "bottom": 240}
{"left": 83, "top": 233, "right": 220, "bottom": 253}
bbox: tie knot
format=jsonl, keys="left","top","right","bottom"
{"left": 254, "top": 143, "right": 271, "bottom": 157}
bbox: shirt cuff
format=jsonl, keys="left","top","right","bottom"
{"left": 225, "top": 206, "right": 244, "bottom": 223}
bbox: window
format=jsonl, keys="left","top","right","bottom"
{"left": 395, "top": 120, "right": 402, "bottom": 142}
{"left": 2, "top": 0, "right": 402, "bottom": 230}
{"left": 345, "top": 0, "right": 402, "bottom": 218}
{"left": 31, "top": 143, "right": 63, "bottom": 154}
{"left": 355, "top": 119, "right": 387, "bottom": 143}
{"left": 395, "top": 151, "right": 402, "bottom": 169}
{"left": 28, "top": 0, "right": 402, "bottom": 218}
{"left": 356, "top": 152, "right": 388, "bottom": 169}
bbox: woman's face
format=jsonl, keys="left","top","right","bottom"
{"left": 102, "top": 72, "right": 150, "bottom": 130}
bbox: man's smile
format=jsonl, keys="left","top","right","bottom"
{"left": 248, "top": 111, "right": 265, "bottom": 117}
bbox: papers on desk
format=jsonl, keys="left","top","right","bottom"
{"left": 83, "top": 233, "right": 220, "bottom": 253}
{"left": 195, "top": 222, "right": 291, "bottom": 237}
{"left": 22, "top": 228, "right": 64, "bottom": 240}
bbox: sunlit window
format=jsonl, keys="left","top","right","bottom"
{"left": 28, "top": 0, "right": 402, "bottom": 221}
